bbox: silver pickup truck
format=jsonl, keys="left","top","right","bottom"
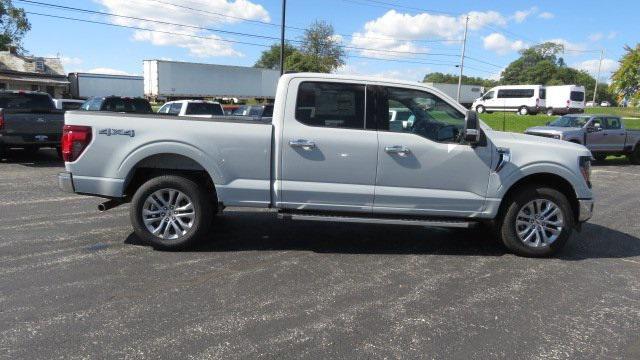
{"left": 525, "top": 114, "right": 640, "bottom": 163}
{"left": 58, "top": 73, "right": 594, "bottom": 257}
{"left": 0, "top": 91, "right": 64, "bottom": 157}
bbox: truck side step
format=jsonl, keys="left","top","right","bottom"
{"left": 278, "top": 213, "right": 478, "bottom": 229}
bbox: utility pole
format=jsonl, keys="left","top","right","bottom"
{"left": 279, "top": 0, "right": 287, "bottom": 75}
{"left": 456, "top": 16, "right": 469, "bottom": 103}
{"left": 592, "top": 49, "right": 604, "bottom": 104}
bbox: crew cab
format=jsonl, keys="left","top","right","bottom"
{"left": 58, "top": 73, "right": 594, "bottom": 257}
{"left": 0, "top": 90, "right": 64, "bottom": 156}
{"left": 525, "top": 114, "right": 640, "bottom": 163}
{"left": 157, "top": 100, "right": 224, "bottom": 118}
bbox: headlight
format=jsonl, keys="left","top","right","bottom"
{"left": 579, "top": 156, "right": 592, "bottom": 188}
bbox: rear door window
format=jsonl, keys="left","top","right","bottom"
{"left": 605, "top": 117, "right": 622, "bottom": 129}
{"left": 0, "top": 93, "right": 54, "bottom": 110}
{"left": 168, "top": 102, "right": 182, "bottom": 115}
{"left": 294, "top": 81, "right": 365, "bottom": 130}
{"left": 539, "top": 88, "right": 546, "bottom": 100}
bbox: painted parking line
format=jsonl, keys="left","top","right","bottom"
{"left": 592, "top": 169, "right": 640, "bottom": 177}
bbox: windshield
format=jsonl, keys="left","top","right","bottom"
{"left": 548, "top": 115, "right": 590, "bottom": 127}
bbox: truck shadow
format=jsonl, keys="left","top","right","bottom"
{"left": 0, "top": 148, "right": 63, "bottom": 167}
{"left": 125, "top": 211, "right": 640, "bottom": 259}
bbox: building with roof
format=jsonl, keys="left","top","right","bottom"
{"left": 0, "top": 49, "right": 69, "bottom": 98}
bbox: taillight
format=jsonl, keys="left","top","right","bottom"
{"left": 0, "top": 112, "right": 4, "bottom": 130}
{"left": 61, "top": 125, "right": 92, "bottom": 162}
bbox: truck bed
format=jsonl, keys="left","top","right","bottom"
{"left": 64, "top": 111, "right": 274, "bottom": 206}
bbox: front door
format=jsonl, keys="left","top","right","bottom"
{"left": 373, "top": 86, "right": 493, "bottom": 217}
{"left": 585, "top": 117, "right": 607, "bottom": 151}
{"left": 279, "top": 80, "right": 378, "bottom": 213}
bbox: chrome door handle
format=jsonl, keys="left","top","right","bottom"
{"left": 385, "top": 145, "right": 411, "bottom": 156}
{"left": 289, "top": 139, "right": 316, "bottom": 149}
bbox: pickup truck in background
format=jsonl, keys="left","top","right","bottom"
{"left": 79, "top": 96, "right": 153, "bottom": 114}
{"left": 0, "top": 91, "right": 64, "bottom": 157}
{"left": 59, "top": 73, "right": 595, "bottom": 257}
{"left": 157, "top": 100, "right": 224, "bottom": 118}
{"left": 525, "top": 114, "right": 640, "bottom": 163}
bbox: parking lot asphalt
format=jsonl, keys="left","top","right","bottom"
{"left": 1, "top": 149, "right": 640, "bottom": 359}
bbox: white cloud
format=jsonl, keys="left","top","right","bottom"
{"left": 589, "top": 33, "right": 604, "bottom": 42}
{"left": 483, "top": 33, "right": 527, "bottom": 55}
{"left": 546, "top": 38, "right": 586, "bottom": 52}
{"left": 349, "top": 10, "right": 506, "bottom": 58}
{"left": 84, "top": 67, "right": 137, "bottom": 76}
{"left": 513, "top": 7, "right": 538, "bottom": 23}
{"left": 538, "top": 12, "right": 554, "bottom": 20}
{"left": 572, "top": 58, "right": 619, "bottom": 77}
{"left": 97, "top": 0, "right": 270, "bottom": 58}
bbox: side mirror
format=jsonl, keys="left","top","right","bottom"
{"left": 463, "top": 110, "right": 481, "bottom": 144}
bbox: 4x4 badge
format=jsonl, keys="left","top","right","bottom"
{"left": 98, "top": 128, "right": 135, "bottom": 137}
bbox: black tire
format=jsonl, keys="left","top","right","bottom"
{"left": 546, "top": 108, "right": 554, "bottom": 116}
{"left": 499, "top": 186, "right": 574, "bottom": 257}
{"left": 517, "top": 106, "right": 529, "bottom": 116}
{"left": 629, "top": 145, "right": 640, "bottom": 165}
{"left": 130, "top": 175, "right": 214, "bottom": 250}
{"left": 476, "top": 105, "right": 486, "bottom": 114}
{"left": 593, "top": 153, "right": 607, "bottom": 162}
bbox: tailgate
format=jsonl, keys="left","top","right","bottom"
{"left": 1, "top": 110, "right": 64, "bottom": 144}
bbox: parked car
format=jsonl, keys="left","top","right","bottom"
{"left": 525, "top": 114, "right": 640, "bottom": 163}
{"left": 222, "top": 104, "right": 240, "bottom": 115}
{"left": 79, "top": 96, "right": 152, "bottom": 113}
{"left": 0, "top": 90, "right": 64, "bottom": 156}
{"left": 157, "top": 100, "right": 224, "bottom": 118}
{"left": 59, "top": 73, "right": 594, "bottom": 257}
{"left": 472, "top": 85, "right": 546, "bottom": 115}
{"left": 52, "top": 99, "right": 85, "bottom": 111}
{"left": 545, "top": 85, "right": 585, "bottom": 116}
{"left": 585, "top": 101, "right": 597, "bottom": 107}
{"left": 600, "top": 101, "right": 611, "bottom": 107}
{"left": 389, "top": 107, "right": 415, "bottom": 130}
{"left": 231, "top": 104, "right": 273, "bottom": 118}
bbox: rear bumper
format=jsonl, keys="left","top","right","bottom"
{"left": 58, "top": 172, "right": 75, "bottom": 193}
{"left": 0, "top": 134, "right": 61, "bottom": 147}
{"left": 578, "top": 199, "right": 594, "bottom": 222}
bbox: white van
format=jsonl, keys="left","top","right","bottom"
{"left": 545, "top": 85, "right": 585, "bottom": 116}
{"left": 472, "top": 85, "right": 546, "bottom": 115}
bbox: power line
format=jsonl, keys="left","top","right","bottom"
{"left": 339, "top": 0, "right": 459, "bottom": 16}
{"left": 19, "top": 0, "right": 462, "bottom": 58}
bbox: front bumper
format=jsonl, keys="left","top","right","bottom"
{"left": 578, "top": 199, "right": 594, "bottom": 222}
{"left": 58, "top": 172, "right": 75, "bottom": 193}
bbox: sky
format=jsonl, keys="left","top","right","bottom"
{"left": 19, "top": 0, "right": 640, "bottom": 83}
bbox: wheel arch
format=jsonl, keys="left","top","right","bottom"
{"left": 497, "top": 172, "right": 580, "bottom": 224}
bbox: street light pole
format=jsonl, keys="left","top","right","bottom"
{"left": 592, "top": 49, "right": 604, "bottom": 104}
{"left": 279, "top": 0, "right": 287, "bottom": 75}
{"left": 456, "top": 16, "right": 469, "bottom": 103}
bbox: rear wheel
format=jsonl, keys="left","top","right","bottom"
{"left": 546, "top": 108, "right": 554, "bottom": 116}
{"left": 499, "top": 186, "right": 574, "bottom": 257}
{"left": 629, "top": 145, "right": 640, "bottom": 165}
{"left": 518, "top": 106, "right": 529, "bottom": 116}
{"left": 130, "top": 175, "right": 214, "bottom": 250}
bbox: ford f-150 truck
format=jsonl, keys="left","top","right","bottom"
{"left": 525, "top": 114, "right": 640, "bottom": 163}
{"left": 58, "top": 73, "right": 594, "bottom": 257}
{"left": 0, "top": 91, "right": 64, "bottom": 156}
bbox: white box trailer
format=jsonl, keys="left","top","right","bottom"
{"left": 423, "top": 82, "right": 485, "bottom": 108}
{"left": 143, "top": 60, "right": 280, "bottom": 100}
{"left": 68, "top": 73, "right": 144, "bottom": 99}
{"left": 545, "top": 85, "right": 586, "bottom": 115}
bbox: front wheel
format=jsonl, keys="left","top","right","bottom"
{"left": 499, "top": 186, "right": 574, "bottom": 257}
{"left": 130, "top": 175, "right": 214, "bottom": 250}
{"left": 476, "top": 105, "right": 486, "bottom": 114}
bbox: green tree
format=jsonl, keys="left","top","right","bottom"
{"left": 501, "top": 42, "right": 565, "bottom": 84}
{"left": 611, "top": 44, "right": 640, "bottom": 105}
{"left": 254, "top": 43, "right": 299, "bottom": 70}
{"left": 422, "top": 72, "right": 497, "bottom": 88}
{"left": 0, "top": 0, "right": 30, "bottom": 53}
{"left": 298, "top": 20, "right": 345, "bottom": 72}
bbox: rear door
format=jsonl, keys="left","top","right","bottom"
{"left": 279, "top": 80, "right": 378, "bottom": 213}
{"left": 372, "top": 85, "right": 493, "bottom": 216}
